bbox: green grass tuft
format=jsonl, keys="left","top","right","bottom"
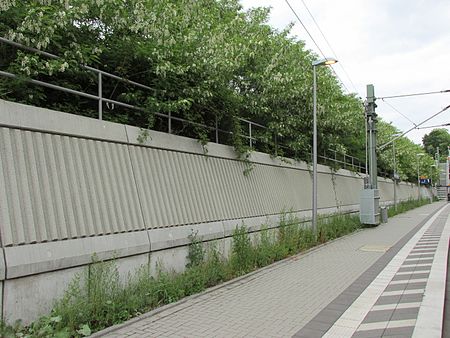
{"left": 387, "top": 198, "right": 431, "bottom": 218}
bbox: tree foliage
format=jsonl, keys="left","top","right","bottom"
{"left": 0, "top": 0, "right": 433, "bottom": 181}
{"left": 422, "top": 128, "right": 450, "bottom": 161}
{"left": 377, "top": 121, "right": 436, "bottom": 182}
{"left": 0, "top": 0, "right": 364, "bottom": 153}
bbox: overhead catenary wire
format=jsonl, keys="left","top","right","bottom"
{"left": 284, "top": 0, "right": 326, "bottom": 58}
{"left": 378, "top": 104, "right": 450, "bottom": 151}
{"left": 283, "top": 0, "right": 350, "bottom": 93}
{"left": 380, "top": 98, "right": 417, "bottom": 127}
{"left": 299, "top": 0, "right": 360, "bottom": 95}
{"left": 378, "top": 89, "right": 450, "bottom": 100}
{"left": 416, "top": 122, "right": 450, "bottom": 130}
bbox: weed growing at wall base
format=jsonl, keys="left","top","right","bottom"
{"left": 387, "top": 198, "right": 431, "bottom": 218}
{"left": 0, "top": 201, "right": 433, "bottom": 337}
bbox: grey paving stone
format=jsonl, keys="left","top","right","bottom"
{"left": 314, "top": 308, "right": 344, "bottom": 321}
{"left": 333, "top": 294, "right": 359, "bottom": 306}
{"left": 362, "top": 309, "right": 394, "bottom": 323}
{"left": 402, "top": 259, "right": 434, "bottom": 265}
{"left": 382, "top": 326, "right": 414, "bottom": 337}
{"left": 390, "top": 307, "right": 419, "bottom": 320}
{"left": 397, "top": 265, "right": 431, "bottom": 272}
{"left": 404, "top": 282, "right": 427, "bottom": 290}
{"left": 399, "top": 293, "right": 423, "bottom": 303}
{"left": 352, "top": 329, "right": 385, "bottom": 338}
{"left": 325, "top": 300, "right": 349, "bottom": 311}
{"left": 408, "top": 250, "right": 435, "bottom": 254}
{"left": 416, "top": 243, "right": 439, "bottom": 246}
{"left": 375, "top": 295, "right": 402, "bottom": 305}
{"left": 384, "top": 282, "right": 426, "bottom": 292}
{"left": 305, "top": 319, "right": 333, "bottom": 331}
{"left": 384, "top": 283, "right": 407, "bottom": 292}
{"left": 292, "top": 327, "right": 324, "bottom": 338}
{"left": 391, "top": 272, "right": 429, "bottom": 281}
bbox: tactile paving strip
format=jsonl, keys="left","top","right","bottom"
{"left": 351, "top": 224, "right": 444, "bottom": 338}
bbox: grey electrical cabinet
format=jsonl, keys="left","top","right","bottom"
{"left": 360, "top": 189, "right": 380, "bottom": 225}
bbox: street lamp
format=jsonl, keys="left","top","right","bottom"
{"left": 312, "top": 57, "right": 338, "bottom": 234}
{"left": 416, "top": 153, "right": 424, "bottom": 200}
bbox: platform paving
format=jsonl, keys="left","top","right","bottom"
{"left": 93, "top": 202, "right": 449, "bottom": 338}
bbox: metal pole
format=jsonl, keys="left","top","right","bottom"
{"left": 215, "top": 116, "right": 219, "bottom": 143}
{"left": 168, "top": 111, "right": 172, "bottom": 134}
{"left": 367, "top": 85, "right": 378, "bottom": 189}
{"left": 393, "top": 140, "right": 397, "bottom": 210}
{"left": 417, "top": 156, "right": 420, "bottom": 200}
{"left": 365, "top": 103, "right": 368, "bottom": 178}
{"left": 312, "top": 65, "right": 318, "bottom": 234}
{"left": 98, "top": 72, "right": 103, "bottom": 120}
{"left": 249, "top": 122, "right": 252, "bottom": 147}
{"left": 274, "top": 134, "right": 278, "bottom": 157}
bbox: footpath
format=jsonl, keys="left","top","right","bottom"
{"left": 94, "top": 202, "right": 450, "bottom": 338}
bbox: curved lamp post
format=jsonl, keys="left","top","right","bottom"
{"left": 312, "top": 57, "right": 338, "bottom": 234}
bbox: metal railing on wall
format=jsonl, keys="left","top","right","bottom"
{"left": 0, "top": 37, "right": 369, "bottom": 174}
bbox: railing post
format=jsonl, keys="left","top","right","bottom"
{"left": 98, "top": 72, "right": 102, "bottom": 120}
{"left": 274, "top": 133, "right": 278, "bottom": 157}
{"left": 249, "top": 122, "right": 252, "bottom": 148}
{"left": 215, "top": 115, "right": 219, "bottom": 143}
{"left": 168, "top": 111, "right": 172, "bottom": 134}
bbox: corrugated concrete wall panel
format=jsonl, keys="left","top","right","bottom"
{"left": 334, "top": 174, "right": 363, "bottom": 206}
{"left": 317, "top": 172, "right": 336, "bottom": 208}
{"left": 0, "top": 128, "right": 144, "bottom": 246}
{"left": 399, "top": 183, "right": 416, "bottom": 200}
{"left": 378, "top": 180, "right": 393, "bottom": 202}
{"left": 213, "top": 157, "right": 234, "bottom": 218}
{"left": 130, "top": 145, "right": 317, "bottom": 229}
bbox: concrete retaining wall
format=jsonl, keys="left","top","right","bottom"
{"left": 0, "top": 100, "right": 427, "bottom": 323}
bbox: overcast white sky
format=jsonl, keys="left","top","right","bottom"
{"left": 240, "top": 0, "right": 450, "bottom": 147}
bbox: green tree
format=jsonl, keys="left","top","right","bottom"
{"left": 376, "top": 120, "right": 436, "bottom": 182}
{"left": 0, "top": 0, "right": 408, "bottom": 179}
{"left": 422, "top": 128, "right": 450, "bottom": 161}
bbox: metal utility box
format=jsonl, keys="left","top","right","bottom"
{"left": 360, "top": 189, "right": 380, "bottom": 225}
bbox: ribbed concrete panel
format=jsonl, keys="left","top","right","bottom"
{"left": 130, "top": 144, "right": 312, "bottom": 229}
{"left": 0, "top": 128, "right": 144, "bottom": 246}
{"left": 334, "top": 174, "right": 362, "bottom": 206}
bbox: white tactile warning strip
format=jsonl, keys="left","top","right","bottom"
{"left": 323, "top": 204, "right": 449, "bottom": 338}
{"left": 412, "top": 208, "right": 450, "bottom": 337}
